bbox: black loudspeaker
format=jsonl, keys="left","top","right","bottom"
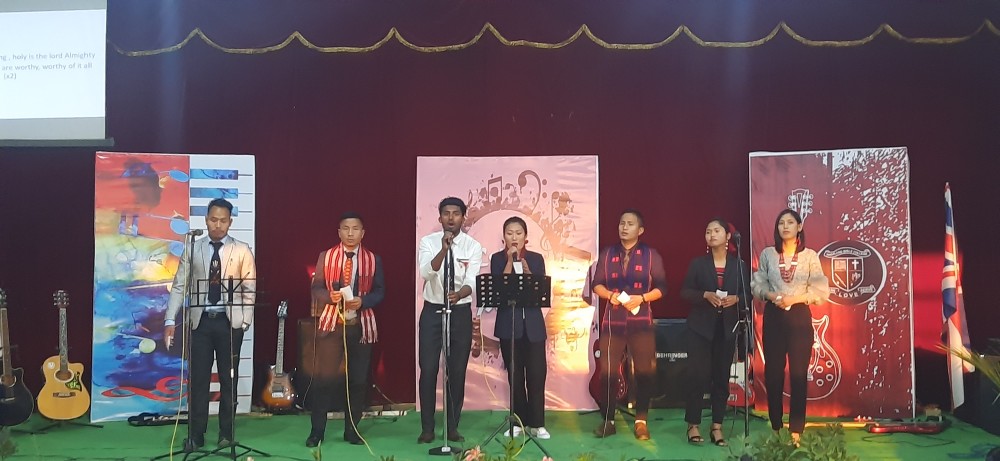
{"left": 293, "top": 318, "right": 345, "bottom": 411}
{"left": 954, "top": 355, "right": 1000, "bottom": 436}
{"left": 650, "top": 318, "right": 689, "bottom": 408}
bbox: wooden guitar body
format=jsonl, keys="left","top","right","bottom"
{"left": 37, "top": 357, "right": 90, "bottom": 420}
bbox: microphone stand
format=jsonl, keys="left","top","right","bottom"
{"left": 429, "top": 246, "right": 456, "bottom": 456}
{"left": 151, "top": 230, "right": 200, "bottom": 461}
{"left": 732, "top": 234, "right": 756, "bottom": 441}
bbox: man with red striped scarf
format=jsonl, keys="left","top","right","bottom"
{"left": 305, "top": 211, "right": 385, "bottom": 447}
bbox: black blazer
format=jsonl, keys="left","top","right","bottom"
{"left": 490, "top": 250, "right": 547, "bottom": 342}
{"left": 681, "top": 253, "right": 750, "bottom": 341}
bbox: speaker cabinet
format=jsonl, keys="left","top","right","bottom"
{"left": 954, "top": 355, "right": 1000, "bottom": 436}
{"left": 650, "top": 318, "right": 689, "bottom": 408}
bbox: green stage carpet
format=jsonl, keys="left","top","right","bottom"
{"left": 8, "top": 409, "right": 1000, "bottom": 461}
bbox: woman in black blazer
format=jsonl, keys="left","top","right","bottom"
{"left": 490, "top": 216, "right": 549, "bottom": 438}
{"left": 680, "top": 218, "right": 750, "bottom": 446}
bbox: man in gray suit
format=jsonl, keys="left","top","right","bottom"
{"left": 164, "top": 198, "right": 256, "bottom": 452}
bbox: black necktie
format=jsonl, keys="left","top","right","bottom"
{"left": 208, "top": 241, "right": 223, "bottom": 304}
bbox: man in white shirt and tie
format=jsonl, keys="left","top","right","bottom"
{"left": 416, "top": 197, "right": 484, "bottom": 444}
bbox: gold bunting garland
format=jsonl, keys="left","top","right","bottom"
{"left": 111, "top": 20, "right": 1000, "bottom": 56}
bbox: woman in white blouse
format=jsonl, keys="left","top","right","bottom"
{"left": 751, "top": 209, "right": 830, "bottom": 445}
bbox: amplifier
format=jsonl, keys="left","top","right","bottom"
{"left": 954, "top": 355, "right": 1000, "bottom": 436}
{"left": 650, "top": 319, "right": 689, "bottom": 408}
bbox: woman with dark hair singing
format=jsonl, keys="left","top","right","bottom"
{"left": 490, "top": 216, "right": 550, "bottom": 439}
{"left": 681, "top": 218, "right": 750, "bottom": 446}
{"left": 751, "top": 209, "right": 829, "bottom": 445}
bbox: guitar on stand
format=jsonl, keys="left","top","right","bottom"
{"left": 261, "top": 301, "right": 296, "bottom": 413}
{"left": 0, "top": 289, "right": 33, "bottom": 427}
{"left": 33, "top": 290, "right": 101, "bottom": 432}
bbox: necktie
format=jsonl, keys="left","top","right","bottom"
{"left": 208, "top": 241, "right": 223, "bottom": 304}
{"left": 342, "top": 252, "right": 355, "bottom": 289}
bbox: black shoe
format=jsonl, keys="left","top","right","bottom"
{"left": 417, "top": 432, "right": 435, "bottom": 444}
{"left": 710, "top": 427, "right": 727, "bottom": 447}
{"left": 345, "top": 436, "right": 364, "bottom": 445}
{"left": 183, "top": 437, "right": 204, "bottom": 453}
{"left": 447, "top": 430, "right": 465, "bottom": 442}
{"left": 305, "top": 436, "right": 322, "bottom": 448}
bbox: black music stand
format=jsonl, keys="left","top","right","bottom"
{"left": 186, "top": 277, "right": 269, "bottom": 461}
{"left": 474, "top": 273, "right": 552, "bottom": 459}
{"left": 153, "top": 273, "right": 269, "bottom": 461}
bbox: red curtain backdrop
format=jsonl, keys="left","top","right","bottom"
{"left": 1, "top": 1, "right": 998, "bottom": 407}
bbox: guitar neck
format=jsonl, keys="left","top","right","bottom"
{"left": 58, "top": 306, "right": 69, "bottom": 372}
{"left": 274, "top": 317, "right": 285, "bottom": 375}
{"left": 1, "top": 308, "right": 12, "bottom": 379}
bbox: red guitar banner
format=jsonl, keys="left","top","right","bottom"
{"left": 749, "top": 148, "right": 914, "bottom": 418}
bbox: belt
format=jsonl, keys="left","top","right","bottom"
{"left": 203, "top": 311, "right": 226, "bottom": 319}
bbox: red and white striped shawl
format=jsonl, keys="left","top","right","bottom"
{"left": 317, "top": 244, "right": 379, "bottom": 343}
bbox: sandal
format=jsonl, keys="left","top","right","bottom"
{"left": 687, "top": 425, "right": 704, "bottom": 444}
{"left": 710, "top": 426, "right": 727, "bottom": 446}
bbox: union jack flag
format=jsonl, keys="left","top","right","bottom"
{"left": 943, "top": 182, "right": 974, "bottom": 409}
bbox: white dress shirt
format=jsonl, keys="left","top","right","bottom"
{"left": 418, "top": 230, "right": 484, "bottom": 305}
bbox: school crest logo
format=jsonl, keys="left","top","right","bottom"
{"left": 818, "top": 240, "right": 886, "bottom": 305}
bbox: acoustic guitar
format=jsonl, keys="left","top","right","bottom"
{"left": 0, "top": 289, "right": 33, "bottom": 426}
{"left": 37, "top": 290, "right": 91, "bottom": 420}
{"left": 261, "top": 301, "right": 296, "bottom": 411}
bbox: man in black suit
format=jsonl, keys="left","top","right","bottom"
{"left": 305, "top": 211, "right": 385, "bottom": 447}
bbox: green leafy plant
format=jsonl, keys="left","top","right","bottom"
{"left": 723, "top": 425, "right": 858, "bottom": 461}
{"left": 940, "top": 344, "right": 1000, "bottom": 404}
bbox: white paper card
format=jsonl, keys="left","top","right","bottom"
{"left": 716, "top": 290, "right": 728, "bottom": 298}
{"left": 513, "top": 261, "right": 524, "bottom": 274}
{"left": 340, "top": 286, "right": 357, "bottom": 319}
{"left": 616, "top": 291, "right": 631, "bottom": 304}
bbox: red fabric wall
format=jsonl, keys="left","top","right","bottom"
{"left": 1, "top": 1, "right": 997, "bottom": 407}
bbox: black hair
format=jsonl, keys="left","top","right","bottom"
{"left": 438, "top": 196, "right": 467, "bottom": 216}
{"left": 772, "top": 208, "right": 806, "bottom": 253}
{"left": 620, "top": 208, "right": 644, "bottom": 227}
{"left": 707, "top": 217, "right": 731, "bottom": 233}
{"left": 207, "top": 198, "right": 233, "bottom": 215}
{"left": 339, "top": 211, "right": 364, "bottom": 228}
{"left": 503, "top": 216, "right": 528, "bottom": 235}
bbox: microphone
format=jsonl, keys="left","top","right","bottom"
{"left": 189, "top": 229, "right": 204, "bottom": 236}
{"left": 733, "top": 231, "right": 742, "bottom": 244}
{"left": 512, "top": 244, "right": 520, "bottom": 262}
{"left": 227, "top": 276, "right": 234, "bottom": 304}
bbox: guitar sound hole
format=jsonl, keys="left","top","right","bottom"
{"left": 826, "top": 360, "right": 834, "bottom": 368}
{"left": 816, "top": 379, "right": 825, "bottom": 386}
{"left": 55, "top": 370, "right": 73, "bottom": 381}
{"left": 815, "top": 366, "right": 824, "bottom": 374}
{"left": 0, "top": 376, "right": 13, "bottom": 386}
{"left": 826, "top": 374, "right": 834, "bottom": 382}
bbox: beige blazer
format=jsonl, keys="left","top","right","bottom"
{"left": 165, "top": 235, "right": 257, "bottom": 330}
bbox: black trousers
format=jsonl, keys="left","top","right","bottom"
{"left": 499, "top": 336, "right": 547, "bottom": 428}
{"left": 684, "top": 315, "right": 737, "bottom": 425}
{"left": 418, "top": 302, "right": 472, "bottom": 433}
{"left": 308, "top": 323, "right": 372, "bottom": 441}
{"left": 762, "top": 303, "right": 813, "bottom": 433}
{"left": 595, "top": 326, "right": 656, "bottom": 421}
{"left": 189, "top": 313, "right": 244, "bottom": 440}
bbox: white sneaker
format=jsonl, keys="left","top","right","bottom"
{"left": 503, "top": 425, "right": 522, "bottom": 437}
{"left": 530, "top": 427, "right": 551, "bottom": 439}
